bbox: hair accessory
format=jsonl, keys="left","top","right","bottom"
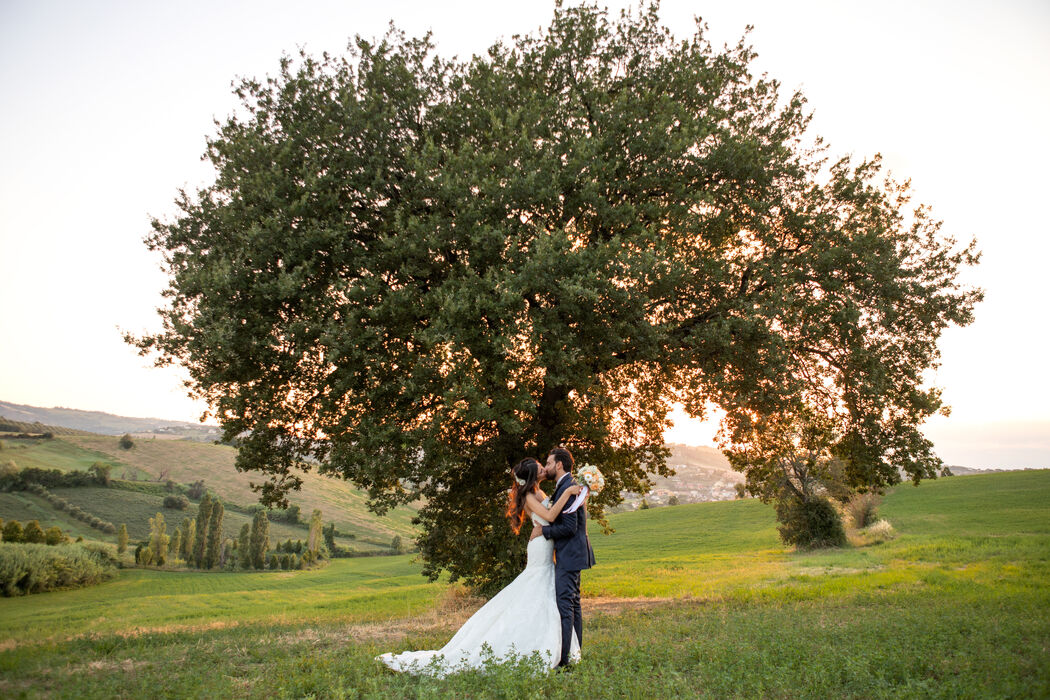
{"left": 515, "top": 476, "right": 526, "bottom": 486}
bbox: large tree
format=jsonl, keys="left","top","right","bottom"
{"left": 131, "top": 3, "right": 979, "bottom": 593}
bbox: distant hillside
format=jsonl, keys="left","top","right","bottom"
{"left": 62, "top": 435, "right": 418, "bottom": 546}
{"left": 0, "top": 416, "right": 97, "bottom": 436}
{"left": 0, "top": 400, "right": 220, "bottom": 440}
{"left": 616, "top": 443, "right": 742, "bottom": 509}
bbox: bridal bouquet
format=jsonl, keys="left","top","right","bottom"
{"left": 576, "top": 464, "right": 605, "bottom": 495}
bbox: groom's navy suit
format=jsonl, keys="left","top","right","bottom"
{"left": 542, "top": 473, "right": 596, "bottom": 667}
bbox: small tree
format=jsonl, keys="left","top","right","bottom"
{"left": 639, "top": 499, "right": 650, "bottom": 510}
{"left": 118, "top": 434, "right": 134, "bottom": 450}
{"left": 187, "top": 480, "right": 206, "bottom": 500}
{"left": 237, "top": 523, "right": 251, "bottom": 569}
{"left": 219, "top": 538, "right": 233, "bottom": 568}
{"left": 191, "top": 493, "right": 213, "bottom": 567}
{"left": 88, "top": 462, "right": 112, "bottom": 486}
{"left": 249, "top": 509, "right": 270, "bottom": 570}
{"left": 307, "top": 509, "right": 323, "bottom": 555}
{"left": 0, "top": 520, "right": 18, "bottom": 543}
{"left": 391, "top": 535, "right": 405, "bottom": 554}
{"left": 118, "top": 523, "right": 129, "bottom": 554}
{"left": 726, "top": 407, "right": 850, "bottom": 549}
{"left": 169, "top": 528, "right": 182, "bottom": 562}
{"left": 23, "top": 520, "right": 46, "bottom": 544}
{"left": 204, "top": 500, "right": 224, "bottom": 569}
{"left": 668, "top": 495, "right": 680, "bottom": 506}
{"left": 180, "top": 517, "right": 195, "bottom": 561}
{"left": 44, "top": 525, "right": 64, "bottom": 545}
{"left": 148, "top": 512, "right": 169, "bottom": 565}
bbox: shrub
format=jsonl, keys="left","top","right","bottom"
{"left": 163, "top": 495, "right": 190, "bottom": 510}
{"left": 44, "top": 526, "right": 64, "bottom": 545}
{"left": 187, "top": 480, "right": 206, "bottom": 500}
{"left": 80, "top": 542, "right": 121, "bottom": 568}
{"left": 857, "top": 519, "right": 897, "bottom": 546}
{"left": 118, "top": 524, "right": 129, "bottom": 554}
{"left": 775, "top": 494, "right": 847, "bottom": 549}
{"left": 280, "top": 553, "right": 291, "bottom": 570}
{"left": 118, "top": 434, "right": 134, "bottom": 450}
{"left": 0, "top": 542, "right": 116, "bottom": 596}
{"left": 3, "top": 520, "right": 24, "bottom": 543}
{"left": 88, "top": 462, "right": 111, "bottom": 486}
{"left": 267, "top": 553, "right": 279, "bottom": 570}
{"left": 846, "top": 492, "right": 881, "bottom": 529}
{"left": 668, "top": 495, "right": 680, "bottom": 506}
{"left": 21, "top": 520, "right": 45, "bottom": 545}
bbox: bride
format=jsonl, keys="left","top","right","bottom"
{"left": 377, "top": 457, "right": 583, "bottom": 676}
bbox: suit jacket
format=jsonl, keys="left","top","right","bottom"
{"left": 542, "top": 474, "right": 596, "bottom": 571}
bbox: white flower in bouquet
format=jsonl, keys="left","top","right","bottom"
{"left": 576, "top": 464, "right": 605, "bottom": 495}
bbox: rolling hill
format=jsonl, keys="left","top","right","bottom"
{"left": 0, "top": 434, "right": 416, "bottom": 549}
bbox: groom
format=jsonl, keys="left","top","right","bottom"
{"left": 531, "top": 446, "right": 595, "bottom": 668}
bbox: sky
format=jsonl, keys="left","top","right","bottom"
{"left": 1, "top": 0, "right": 1048, "bottom": 468}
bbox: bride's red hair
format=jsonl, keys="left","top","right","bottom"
{"left": 507, "top": 458, "right": 540, "bottom": 534}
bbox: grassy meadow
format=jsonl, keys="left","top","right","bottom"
{"left": 0, "top": 470, "right": 1048, "bottom": 698}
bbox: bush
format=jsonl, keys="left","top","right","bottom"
{"left": 88, "top": 462, "right": 112, "bottom": 486}
{"left": 23, "top": 520, "right": 46, "bottom": 544}
{"left": 44, "top": 526, "right": 65, "bottom": 545}
{"left": 3, "top": 520, "right": 24, "bottom": 543}
{"left": 856, "top": 519, "right": 897, "bottom": 546}
{"left": 846, "top": 492, "right": 881, "bottom": 529}
{"left": 163, "top": 495, "right": 190, "bottom": 510}
{"left": 79, "top": 542, "right": 121, "bottom": 568}
{"left": 0, "top": 542, "right": 116, "bottom": 596}
{"left": 280, "top": 553, "right": 291, "bottom": 570}
{"left": 187, "top": 480, "right": 206, "bottom": 500}
{"left": 118, "top": 434, "right": 134, "bottom": 450}
{"left": 774, "top": 494, "right": 847, "bottom": 549}
{"left": 267, "top": 553, "right": 279, "bottom": 570}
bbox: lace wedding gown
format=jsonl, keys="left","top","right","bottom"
{"left": 377, "top": 502, "right": 580, "bottom": 676}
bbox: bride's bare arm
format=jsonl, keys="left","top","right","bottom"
{"left": 525, "top": 485, "right": 582, "bottom": 522}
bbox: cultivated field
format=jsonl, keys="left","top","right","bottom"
{"left": 2, "top": 435, "right": 417, "bottom": 547}
{"left": 0, "top": 470, "right": 1047, "bottom": 698}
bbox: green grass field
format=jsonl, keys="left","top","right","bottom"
{"left": 0, "top": 470, "right": 1047, "bottom": 698}
{"left": 0, "top": 437, "right": 136, "bottom": 475}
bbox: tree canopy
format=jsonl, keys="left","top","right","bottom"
{"left": 130, "top": 3, "right": 980, "bottom": 592}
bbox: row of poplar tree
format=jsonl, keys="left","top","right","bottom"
{"left": 127, "top": 493, "right": 325, "bottom": 570}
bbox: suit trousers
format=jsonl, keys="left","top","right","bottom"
{"left": 554, "top": 567, "right": 582, "bottom": 666}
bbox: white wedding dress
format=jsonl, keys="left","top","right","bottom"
{"left": 378, "top": 501, "right": 580, "bottom": 676}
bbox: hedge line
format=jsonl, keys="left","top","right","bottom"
{"left": 0, "top": 542, "right": 117, "bottom": 596}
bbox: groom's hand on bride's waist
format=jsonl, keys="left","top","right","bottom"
{"left": 529, "top": 524, "right": 543, "bottom": 540}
